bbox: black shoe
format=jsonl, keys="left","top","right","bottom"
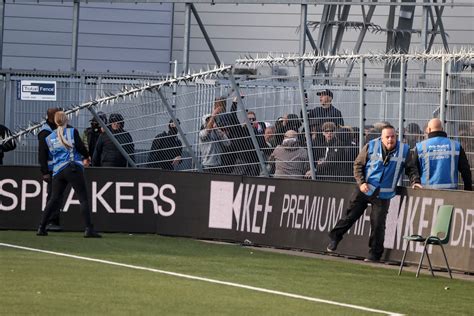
{"left": 326, "top": 239, "right": 339, "bottom": 252}
{"left": 84, "top": 228, "right": 102, "bottom": 238}
{"left": 46, "top": 224, "right": 63, "bottom": 232}
{"left": 36, "top": 227, "right": 48, "bottom": 236}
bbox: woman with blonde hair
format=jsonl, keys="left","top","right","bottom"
{"left": 37, "top": 111, "right": 101, "bottom": 238}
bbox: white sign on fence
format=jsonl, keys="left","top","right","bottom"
{"left": 18, "top": 81, "right": 57, "bottom": 101}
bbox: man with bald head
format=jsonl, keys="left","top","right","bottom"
{"left": 38, "top": 107, "right": 63, "bottom": 231}
{"left": 412, "top": 118, "right": 472, "bottom": 190}
{"left": 327, "top": 124, "right": 421, "bottom": 262}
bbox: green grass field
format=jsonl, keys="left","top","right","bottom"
{"left": 1, "top": 231, "right": 472, "bottom": 315}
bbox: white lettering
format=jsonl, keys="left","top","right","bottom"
{"left": 115, "top": 182, "right": 134, "bottom": 214}
{"left": 63, "top": 188, "right": 79, "bottom": 212}
{"left": 20, "top": 180, "right": 41, "bottom": 211}
{"left": 261, "top": 186, "right": 274, "bottom": 234}
{"left": 251, "top": 185, "right": 266, "bottom": 233}
{"left": 158, "top": 184, "right": 176, "bottom": 217}
{"left": 138, "top": 183, "right": 159, "bottom": 214}
{"left": 0, "top": 179, "right": 18, "bottom": 211}
{"left": 92, "top": 182, "right": 114, "bottom": 213}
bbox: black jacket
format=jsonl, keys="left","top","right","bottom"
{"left": 37, "top": 121, "right": 56, "bottom": 175}
{"left": 92, "top": 128, "right": 135, "bottom": 167}
{"left": 147, "top": 131, "right": 182, "bottom": 170}
{"left": 304, "top": 105, "right": 345, "bottom": 129}
{"left": 0, "top": 124, "right": 16, "bottom": 164}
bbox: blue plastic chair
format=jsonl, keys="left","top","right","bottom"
{"left": 398, "top": 205, "right": 454, "bottom": 278}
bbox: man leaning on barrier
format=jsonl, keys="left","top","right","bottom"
{"left": 326, "top": 124, "right": 422, "bottom": 262}
{"left": 410, "top": 118, "right": 472, "bottom": 191}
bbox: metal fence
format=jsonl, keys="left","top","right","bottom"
{"left": 2, "top": 53, "right": 473, "bottom": 187}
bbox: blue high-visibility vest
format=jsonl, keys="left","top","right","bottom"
{"left": 416, "top": 137, "right": 460, "bottom": 189}
{"left": 365, "top": 138, "right": 409, "bottom": 199}
{"left": 39, "top": 123, "right": 54, "bottom": 171}
{"left": 46, "top": 128, "right": 83, "bottom": 177}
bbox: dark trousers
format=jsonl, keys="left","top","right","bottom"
{"left": 329, "top": 188, "right": 390, "bottom": 259}
{"left": 39, "top": 165, "right": 92, "bottom": 229}
{"left": 45, "top": 173, "right": 64, "bottom": 226}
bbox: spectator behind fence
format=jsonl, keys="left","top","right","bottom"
{"left": 92, "top": 113, "right": 135, "bottom": 167}
{"left": 199, "top": 104, "right": 231, "bottom": 173}
{"left": 459, "top": 129, "right": 474, "bottom": 180}
{"left": 37, "top": 107, "right": 63, "bottom": 232}
{"left": 306, "top": 89, "right": 344, "bottom": 131}
{"left": 314, "top": 122, "right": 345, "bottom": 182}
{"left": 410, "top": 118, "right": 472, "bottom": 191}
{"left": 327, "top": 124, "right": 421, "bottom": 262}
{"left": 404, "top": 122, "right": 423, "bottom": 149}
{"left": 83, "top": 111, "right": 107, "bottom": 159}
{"left": 268, "top": 130, "right": 310, "bottom": 179}
{"left": 36, "top": 111, "right": 101, "bottom": 238}
{"left": 215, "top": 96, "right": 240, "bottom": 173}
{"left": 338, "top": 125, "right": 359, "bottom": 183}
{"left": 0, "top": 123, "right": 16, "bottom": 165}
{"left": 232, "top": 111, "right": 267, "bottom": 176}
{"left": 275, "top": 113, "right": 303, "bottom": 146}
{"left": 148, "top": 119, "right": 182, "bottom": 170}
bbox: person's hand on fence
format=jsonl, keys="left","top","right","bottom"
{"left": 83, "top": 157, "right": 91, "bottom": 167}
{"left": 412, "top": 183, "right": 423, "bottom": 189}
{"left": 172, "top": 156, "right": 182, "bottom": 167}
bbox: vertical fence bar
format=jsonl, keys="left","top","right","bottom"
{"left": 228, "top": 71, "right": 269, "bottom": 177}
{"left": 182, "top": 3, "right": 191, "bottom": 75}
{"left": 71, "top": 0, "right": 80, "bottom": 72}
{"left": 0, "top": 0, "right": 5, "bottom": 70}
{"left": 88, "top": 106, "right": 137, "bottom": 168}
{"left": 398, "top": 57, "right": 406, "bottom": 143}
{"left": 299, "top": 4, "right": 307, "bottom": 78}
{"left": 157, "top": 88, "right": 202, "bottom": 172}
{"left": 359, "top": 57, "right": 366, "bottom": 152}
{"left": 297, "top": 62, "right": 316, "bottom": 180}
{"left": 439, "top": 56, "right": 447, "bottom": 124}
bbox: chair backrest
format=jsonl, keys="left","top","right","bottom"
{"left": 431, "top": 205, "right": 454, "bottom": 244}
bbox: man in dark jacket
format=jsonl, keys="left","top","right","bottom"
{"left": 410, "top": 118, "right": 472, "bottom": 191}
{"left": 37, "top": 107, "right": 63, "bottom": 231}
{"left": 306, "top": 89, "right": 345, "bottom": 130}
{"left": 92, "top": 113, "right": 135, "bottom": 167}
{"left": 0, "top": 124, "right": 16, "bottom": 165}
{"left": 83, "top": 111, "right": 107, "bottom": 159}
{"left": 148, "top": 119, "right": 182, "bottom": 170}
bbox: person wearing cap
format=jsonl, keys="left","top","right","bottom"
{"left": 148, "top": 119, "right": 183, "bottom": 170}
{"left": 83, "top": 111, "right": 107, "bottom": 159}
{"left": 37, "top": 107, "right": 63, "bottom": 231}
{"left": 92, "top": 113, "right": 135, "bottom": 167}
{"left": 306, "top": 89, "right": 344, "bottom": 131}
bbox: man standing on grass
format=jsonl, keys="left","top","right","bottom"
{"left": 326, "top": 124, "right": 421, "bottom": 262}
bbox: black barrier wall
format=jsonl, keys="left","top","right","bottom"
{"left": 1, "top": 166, "right": 473, "bottom": 272}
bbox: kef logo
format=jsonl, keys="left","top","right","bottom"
{"left": 208, "top": 181, "right": 275, "bottom": 234}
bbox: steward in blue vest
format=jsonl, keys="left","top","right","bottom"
{"left": 37, "top": 111, "right": 101, "bottom": 238}
{"left": 327, "top": 124, "right": 421, "bottom": 262}
{"left": 412, "top": 119, "right": 472, "bottom": 191}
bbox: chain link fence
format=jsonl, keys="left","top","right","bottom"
{"left": 2, "top": 53, "right": 473, "bottom": 187}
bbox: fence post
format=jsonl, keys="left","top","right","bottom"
{"left": 359, "top": 57, "right": 366, "bottom": 152}
{"left": 439, "top": 56, "right": 447, "bottom": 125}
{"left": 398, "top": 56, "right": 406, "bottom": 143}
{"left": 156, "top": 88, "right": 202, "bottom": 172}
{"left": 228, "top": 71, "right": 269, "bottom": 177}
{"left": 182, "top": 3, "right": 191, "bottom": 74}
{"left": 88, "top": 106, "right": 137, "bottom": 168}
{"left": 71, "top": 0, "right": 80, "bottom": 72}
{"left": 297, "top": 62, "right": 316, "bottom": 180}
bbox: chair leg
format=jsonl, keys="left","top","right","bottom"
{"left": 398, "top": 240, "right": 410, "bottom": 276}
{"left": 416, "top": 241, "right": 428, "bottom": 278}
{"left": 439, "top": 243, "right": 453, "bottom": 279}
{"left": 423, "top": 245, "right": 435, "bottom": 277}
